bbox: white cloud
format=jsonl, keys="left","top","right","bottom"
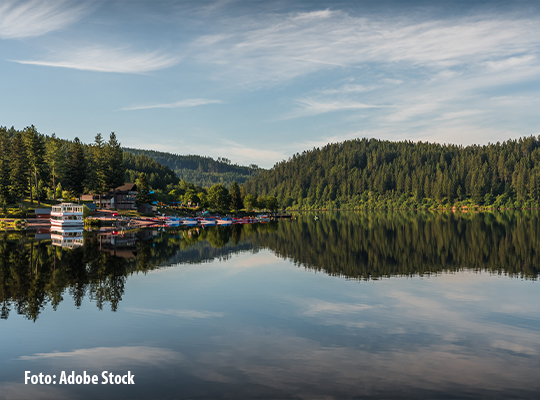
{"left": 12, "top": 46, "right": 181, "bottom": 73}
{"left": 320, "top": 84, "right": 379, "bottom": 95}
{"left": 18, "top": 346, "right": 183, "bottom": 368}
{"left": 289, "top": 98, "right": 385, "bottom": 118}
{"left": 126, "top": 307, "right": 224, "bottom": 319}
{"left": 437, "top": 109, "right": 485, "bottom": 121}
{"left": 485, "top": 55, "right": 536, "bottom": 71}
{"left": 121, "top": 99, "right": 222, "bottom": 111}
{"left": 0, "top": 0, "right": 91, "bottom": 39}
{"left": 192, "top": 10, "right": 540, "bottom": 86}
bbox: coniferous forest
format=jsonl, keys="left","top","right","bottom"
{"left": 243, "top": 136, "right": 540, "bottom": 210}
{"left": 5, "top": 123, "right": 540, "bottom": 212}
{"left": 123, "top": 148, "right": 260, "bottom": 188}
{"left": 0, "top": 125, "right": 180, "bottom": 210}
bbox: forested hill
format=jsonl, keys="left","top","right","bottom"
{"left": 243, "top": 136, "right": 540, "bottom": 210}
{"left": 123, "top": 148, "right": 260, "bottom": 188}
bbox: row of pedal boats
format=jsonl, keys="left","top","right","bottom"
{"left": 164, "top": 215, "right": 271, "bottom": 227}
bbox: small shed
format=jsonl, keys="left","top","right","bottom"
{"left": 85, "top": 203, "right": 98, "bottom": 212}
{"left": 35, "top": 208, "right": 51, "bottom": 219}
{"left": 137, "top": 203, "right": 153, "bottom": 214}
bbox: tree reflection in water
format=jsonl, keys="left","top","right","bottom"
{"left": 0, "top": 211, "right": 538, "bottom": 321}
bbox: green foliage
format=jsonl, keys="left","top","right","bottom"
{"left": 266, "top": 196, "right": 279, "bottom": 211}
{"left": 64, "top": 137, "right": 86, "bottom": 199}
{"left": 124, "top": 153, "right": 178, "bottom": 191}
{"left": 83, "top": 204, "right": 92, "bottom": 218}
{"left": 136, "top": 172, "right": 153, "bottom": 205}
{"left": 123, "top": 148, "right": 261, "bottom": 188}
{"left": 208, "top": 184, "right": 231, "bottom": 213}
{"left": 9, "top": 132, "right": 28, "bottom": 208}
{"left": 244, "top": 194, "right": 256, "bottom": 212}
{"left": 244, "top": 136, "right": 540, "bottom": 210}
{"left": 230, "top": 181, "right": 243, "bottom": 210}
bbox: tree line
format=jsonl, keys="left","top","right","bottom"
{"left": 243, "top": 136, "right": 540, "bottom": 210}
{"left": 0, "top": 125, "right": 183, "bottom": 211}
{"left": 123, "top": 148, "right": 261, "bottom": 187}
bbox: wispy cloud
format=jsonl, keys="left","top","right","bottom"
{"left": 320, "top": 84, "right": 379, "bottom": 95}
{"left": 126, "top": 307, "right": 224, "bottom": 319}
{"left": 18, "top": 346, "right": 184, "bottom": 368}
{"left": 284, "top": 98, "right": 386, "bottom": 119}
{"left": 0, "top": 0, "right": 91, "bottom": 39}
{"left": 192, "top": 10, "right": 540, "bottom": 86}
{"left": 121, "top": 98, "right": 222, "bottom": 111}
{"left": 12, "top": 46, "right": 181, "bottom": 73}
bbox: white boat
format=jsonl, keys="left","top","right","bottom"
{"left": 217, "top": 217, "right": 233, "bottom": 225}
{"left": 50, "top": 227, "right": 84, "bottom": 248}
{"left": 50, "top": 203, "right": 84, "bottom": 227}
{"left": 201, "top": 218, "right": 217, "bottom": 226}
{"left": 182, "top": 218, "right": 199, "bottom": 227}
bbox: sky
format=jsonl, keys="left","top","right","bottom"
{"left": 1, "top": 0, "right": 540, "bottom": 168}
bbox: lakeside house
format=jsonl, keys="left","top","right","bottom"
{"left": 82, "top": 183, "right": 138, "bottom": 210}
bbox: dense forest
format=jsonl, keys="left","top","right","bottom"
{"left": 123, "top": 148, "right": 260, "bottom": 188}
{"left": 0, "top": 125, "right": 180, "bottom": 210}
{"left": 244, "top": 136, "right": 540, "bottom": 210}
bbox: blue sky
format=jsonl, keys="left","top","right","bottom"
{"left": 1, "top": 0, "right": 540, "bottom": 168}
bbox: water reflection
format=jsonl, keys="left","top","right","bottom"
{"left": 1, "top": 211, "right": 539, "bottom": 321}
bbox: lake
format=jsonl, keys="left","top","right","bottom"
{"left": 1, "top": 211, "right": 539, "bottom": 399}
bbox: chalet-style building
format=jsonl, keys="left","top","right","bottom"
{"left": 82, "top": 183, "right": 137, "bottom": 210}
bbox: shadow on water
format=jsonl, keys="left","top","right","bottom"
{"left": 1, "top": 210, "right": 539, "bottom": 320}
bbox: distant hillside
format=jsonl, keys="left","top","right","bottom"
{"left": 123, "top": 152, "right": 179, "bottom": 190}
{"left": 243, "top": 136, "right": 540, "bottom": 210}
{"left": 123, "top": 148, "right": 261, "bottom": 188}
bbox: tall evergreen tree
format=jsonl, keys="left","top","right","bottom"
{"left": 44, "top": 133, "right": 64, "bottom": 203}
{"left": 0, "top": 128, "right": 11, "bottom": 211}
{"left": 88, "top": 133, "right": 108, "bottom": 207}
{"left": 135, "top": 172, "right": 152, "bottom": 205}
{"left": 230, "top": 181, "right": 243, "bottom": 210}
{"left": 106, "top": 132, "right": 125, "bottom": 190}
{"left": 23, "top": 125, "right": 46, "bottom": 206}
{"left": 65, "top": 138, "right": 86, "bottom": 202}
{"left": 10, "top": 132, "right": 29, "bottom": 209}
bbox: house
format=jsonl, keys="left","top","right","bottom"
{"left": 110, "top": 183, "right": 138, "bottom": 210}
{"left": 83, "top": 183, "right": 138, "bottom": 210}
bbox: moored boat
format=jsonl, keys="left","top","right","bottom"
{"left": 50, "top": 203, "right": 84, "bottom": 227}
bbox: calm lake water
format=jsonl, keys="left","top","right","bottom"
{"left": 1, "top": 211, "right": 539, "bottom": 399}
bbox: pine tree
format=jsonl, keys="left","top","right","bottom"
{"left": 45, "top": 133, "right": 64, "bottom": 202}
{"left": 0, "top": 128, "right": 11, "bottom": 212}
{"left": 136, "top": 172, "right": 152, "bottom": 205}
{"left": 65, "top": 138, "right": 87, "bottom": 202}
{"left": 23, "top": 125, "right": 46, "bottom": 206}
{"left": 106, "top": 132, "right": 125, "bottom": 190}
{"left": 88, "top": 133, "right": 107, "bottom": 206}
{"left": 10, "top": 132, "right": 29, "bottom": 209}
{"left": 230, "top": 181, "right": 243, "bottom": 210}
